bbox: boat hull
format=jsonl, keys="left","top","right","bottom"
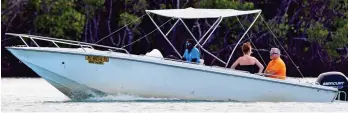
{"left": 6, "top": 47, "right": 338, "bottom": 102}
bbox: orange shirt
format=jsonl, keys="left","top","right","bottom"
{"left": 265, "top": 57, "right": 286, "bottom": 80}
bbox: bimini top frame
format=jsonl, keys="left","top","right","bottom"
{"left": 145, "top": 7, "right": 262, "bottom": 67}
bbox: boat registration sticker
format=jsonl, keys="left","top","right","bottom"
{"left": 85, "top": 56, "right": 109, "bottom": 64}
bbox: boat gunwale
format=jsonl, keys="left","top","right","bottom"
{"left": 6, "top": 46, "right": 339, "bottom": 93}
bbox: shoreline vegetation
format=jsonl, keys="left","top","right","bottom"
{"left": 1, "top": 0, "right": 348, "bottom": 77}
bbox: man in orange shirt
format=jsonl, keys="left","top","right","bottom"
{"left": 264, "top": 48, "right": 286, "bottom": 80}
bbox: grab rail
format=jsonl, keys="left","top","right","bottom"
{"left": 337, "top": 91, "right": 347, "bottom": 101}
{"left": 5, "top": 33, "right": 129, "bottom": 54}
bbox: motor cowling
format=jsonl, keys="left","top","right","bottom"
{"left": 316, "top": 71, "right": 348, "bottom": 101}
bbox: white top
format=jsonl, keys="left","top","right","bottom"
{"left": 146, "top": 7, "right": 261, "bottom": 19}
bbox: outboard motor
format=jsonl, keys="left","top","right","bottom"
{"left": 316, "top": 71, "right": 348, "bottom": 101}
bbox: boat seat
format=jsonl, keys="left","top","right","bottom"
{"left": 145, "top": 49, "right": 164, "bottom": 58}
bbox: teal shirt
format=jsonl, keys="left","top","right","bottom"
{"left": 183, "top": 47, "right": 200, "bottom": 63}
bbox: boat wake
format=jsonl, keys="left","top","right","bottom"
{"left": 65, "top": 93, "right": 239, "bottom": 103}
{"left": 66, "top": 92, "right": 182, "bottom": 102}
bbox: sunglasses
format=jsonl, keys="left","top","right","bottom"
{"left": 270, "top": 52, "right": 279, "bottom": 55}
{"left": 186, "top": 42, "right": 191, "bottom": 46}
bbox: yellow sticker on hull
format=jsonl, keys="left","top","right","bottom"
{"left": 85, "top": 56, "right": 109, "bottom": 64}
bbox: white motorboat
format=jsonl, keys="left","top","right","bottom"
{"left": 5, "top": 8, "right": 344, "bottom": 102}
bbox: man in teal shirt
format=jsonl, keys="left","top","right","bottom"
{"left": 182, "top": 39, "right": 200, "bottom": 63}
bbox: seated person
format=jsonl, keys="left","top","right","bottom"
{"left": 182, "top": 39, "right": 200, "bottom": 63}
{"left": 231, "top": 42, "right": 264, "bottom": 74}
{"left": 264, "top": 48, "right": 287, "bottom": 80}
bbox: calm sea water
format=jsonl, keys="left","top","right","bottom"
{"left": 1, "top": 78, "right": 348, "bottom": 112}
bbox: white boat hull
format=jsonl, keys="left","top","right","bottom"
{"left": 7, "top": 47, "right": 339, "bottom": 102}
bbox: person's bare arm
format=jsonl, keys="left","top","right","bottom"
{"left": 254, "top": 57, "right": 264, "bottom": 73}
{"left": 231, "top": 57, "right": 240, "bottom": 69}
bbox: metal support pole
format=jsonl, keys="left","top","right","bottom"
{"left": 165, "top": 19, "right": 180, "bottom": 36}
{"left": 260, "top": 16, "right": 305, "bottom": 78}
{"left": 194, "top": 17, "right": 223, "bottom": 47}
{"left": 179, "top": 18, "right": 227, "bottom": 65}
{"left": 51, "top": 41, "right": 60, "bottom": 48}
{"left": 225, "top": 11, "right": 262, "bottom": 68}
{"left": 19, "top": 36, "right": 29, "bottom": 47}
{"left": 29, "top": 37, "right": 40, "bottom": 47}
{"left": 201, "top": 17, "right": 224, "bottom": 46}
{"left": 236, "top": 16, "right": 266, "bottom": 66}
{"left": 146, "top": 12, "right": 182, "bottom": 58}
